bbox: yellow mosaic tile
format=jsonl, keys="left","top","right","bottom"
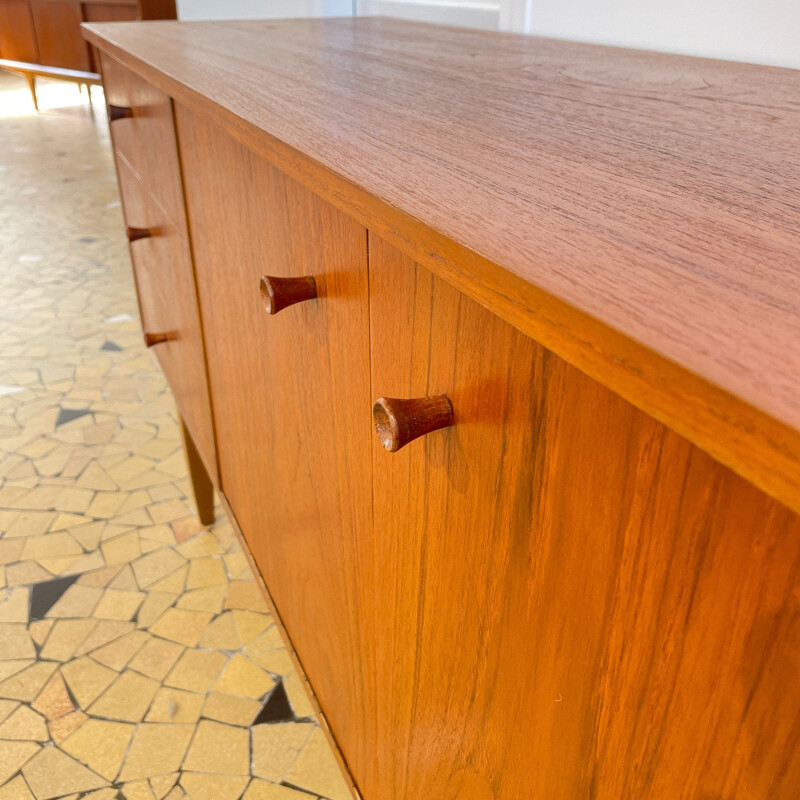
{"left": 135, "top": 591, "right": 179, "bottom": 629}
{"left": 0, "top": 663, "right": 58, "bottom": 702}
{"left": 127, "top": 636, "right": 183, "bottom": 681}
{"left": 91, "top": 629, "right": 149, "bottom": 670}
{"left": 22, "top": 746, "right": 108, "bottom": 798}
{"left": 179, "top": 773, "right": 249, "bottom": 800}
{"left": 149, "top": 774, "right": 178, "bottom": 799}
{"left": 0, "top": 624, "right": 36, "bottom": 660}
{"left": 147, "top": 566, "right": 187, "bottom": 594}
{"left": 244, "top": 781, "right": 315, "bottom": 800}
{"left": 0, "top": 776, "right": 35, "bottom": 800}
{"left": 101, "top": 531, "right": 142, "bottom": 566}
{"left": 284, "top": 728, "right": 352, "bottom": 800}
{"left": 225, "top": 582, "right": 269, "bottom": 612}
{"left": 201, "top": 692, "right": 261, "bottom": 727}
{"left": 74, "top": 619, "right": 135, "bottom": 656}
{"left": 93, "top": 588, "right": 145, "bottom": 620}
{"left": 175, "top": 585, "right": 227, "bottom": 614}
{"left": 214, "top": 654, "right": 275, "bottom": 700}
{"left": 48, "top": 709, "right": 88, "bottom": 744}
{"left": 0, "top": 705, "right": 49, "bottom": 741}
{"left": 198, "top": 612, "right": 242, "bottom": 650}
{"left": 88, "top": 670, "right": 161, "bottom": 722}
{"left": 148, "top": 608, "right": 212, "bottom": 647}
{"left": 183, "top": 720, "right": 250, "bottom": 775}
{"left": 46, "top": 585, "right": 103, "bottom": 618}
{"left": 145, "top": 686, "right": 204, "bottom": 723}
{"left": 39, "top": 619, "right": 96, "bottom": 661}
{"left": 62, "top": 719, "right": 136, "bottom": 780}
{"left": 0, "top": 743, "right": 40, "bottom": 789}
{"left": 251, "top": 723, "right": 315, "bottom": 783}
{"left": 232, "top": 610, "right": 272, "bottom": 644}
{"left": 131, "top": 549, "right": 186, "bottom": 588}
{"left": 0, "top": 589, "right": 29, "bottom": 623}
{"left": 163, "top": 649, "right": 227, "bottom": 695}
{"left": 32, "top": 671, "right": 74, "bottom": 720}
{"left": 118, "top": 724, "right": 195, "bottom": 782}
{"left": 186, "top": 557, "right": 228, "bottom": 591}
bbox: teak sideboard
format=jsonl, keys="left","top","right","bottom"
{"left": 83, "top": 18, "right": 800, "bottom": 800}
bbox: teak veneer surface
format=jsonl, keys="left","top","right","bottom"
{"left": 365, "top": 234, "right": 800, "bottom": 800}
{"left": 82, "top": 19, "right": 800, "bottom": 509}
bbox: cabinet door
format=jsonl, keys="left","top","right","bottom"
{"left": 0, "top": 0, "right": 38, "bottom": 62}
{"left": 30, "top": 0, "right": 88, "bottom": 70}
{"left": 175, "top": 106, "right": 372, "bottom": 752}
{"left": 365, "top": 233, "right": 800, "bottom": 800}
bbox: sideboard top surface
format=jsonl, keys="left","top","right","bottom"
{"left": 84, "top": 17, "right": 800, "bottom": 509}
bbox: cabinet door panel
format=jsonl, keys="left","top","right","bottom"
{"left": 176, "top": 105, "right": 371, "bottom": 755}
{"left": 364, "top": 232, "right": 800, "bottom": 800}
{"left": 0, "top": 0, "right": 38, "bottom": 62}
{"left": 30, "top": 0, "right": 88, "bottom": 70}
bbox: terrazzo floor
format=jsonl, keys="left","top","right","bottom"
{"left": 0, "top": 73, "right": 350, "bottom": 800}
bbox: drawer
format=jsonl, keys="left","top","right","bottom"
{"left": 101, "top": 52, "right": 184, "bottom": 226}
{"left": 116, "top": 158, "right": 219, "bottom": 485}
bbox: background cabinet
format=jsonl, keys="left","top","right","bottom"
{"left": 0, "top": 0, "right": 173, "bottom": 73}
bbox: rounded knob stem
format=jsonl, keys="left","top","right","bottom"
{"left": 373, "top": 395, "right": 454, "bottom": 452}
{"left": 127, "top": 226, "right": 154, "bottom": 243}
{"left": 108, "top": 104, "right": 134, "bottom": 122}
{"left": 260, "top": 275, "right": 317, "bottom": 315}
{"left": 144, "top": 332, "right": 170, "bottom": 347}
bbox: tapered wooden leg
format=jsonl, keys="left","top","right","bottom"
{"left": 86, "top": 84, "right": 93, "bottom": 109}
{"left": 25, "top": 73, "right": 38, "bottom": 111}
{"left": 179, "top": 415, "right": 215, "bottom": 525}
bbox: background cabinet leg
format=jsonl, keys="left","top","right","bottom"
{"left": 180, "top": 415, "right": 215, "bottom": 525}
{"left": 25, "top": 74, "right": 38, "bottom": 111}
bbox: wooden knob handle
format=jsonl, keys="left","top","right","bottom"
{"left": 260, "top": 275, "right": 317, "bottom": 315}
{"left": 127, "top": 227, "right": 154, "bottom": 243}
{"left": 108, "top": 104, "right": 134, "bottom": 122}
{"left": 372, "top": 395, "right": 454, "bottom": 452}
{"left": 144, "top": 332, "right": 170, "bottom": 347}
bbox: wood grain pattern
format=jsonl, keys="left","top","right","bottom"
{"left": 31, "top": 0, "right": 89, "bottom": 70}
{"left": 109, "top": 115, "right": 219, "bottom": 487}
{"left": 360, "top": 232, "right": 800, "bottom": 800}
{"left": 0, "top": 0, "right": 39, "bottom": 63}
{"left": 81, "top": 18, "right": 800, "bottom": 514}
{"left": 175, "top": 104, "right": 373, "bottom": 758}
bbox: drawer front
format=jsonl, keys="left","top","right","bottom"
{"left": 364, "top": 233, "right": 800, "bottom": 800}
{"left": 101, "top": 52, "right": 184, "bottom": 226}
{"left": 116, "top": 156, "right": 218, "bottom": 485}
{"left": 176, "top": 105, "right": 371, "bottom": 759}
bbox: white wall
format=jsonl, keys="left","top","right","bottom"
{"left": 175, "top": 0, "right": 800, "bottom": 70}
{"left": 177, "top": 0, "right": 352, "bottom": 22}
{"left": 523, "top": 0, "right": 800, "bottom": 69}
